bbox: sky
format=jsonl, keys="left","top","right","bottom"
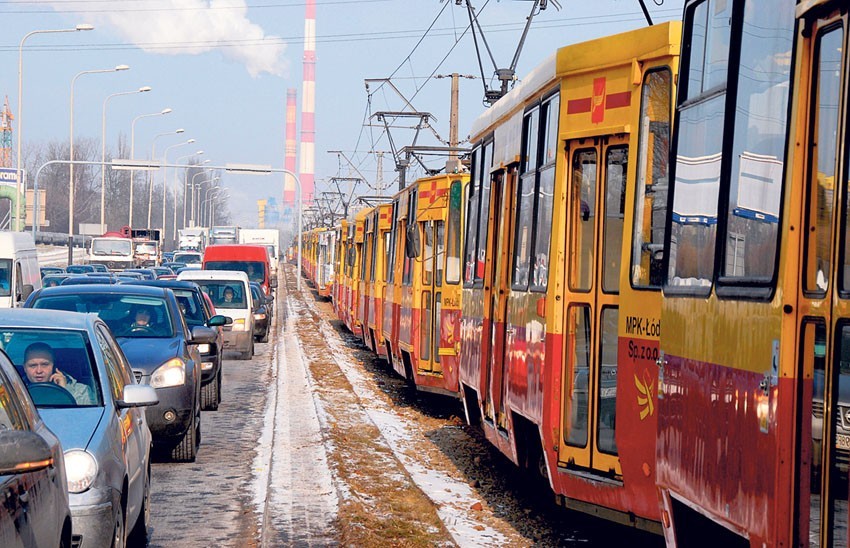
{"left": 0, "top": 0, "right": 684, "bottom": 228}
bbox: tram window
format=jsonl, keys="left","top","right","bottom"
{"left": 532, "top": 165, "right": 555, "bottom": 291}
{"left": 684, "top": 0, "right": 732, "bottom": 100}
{"left": 542, "top": 94, "right": 560, "bottom": 165}
{"left": 445, "top": 181, "right": 462, "bottom": 285}
{"left": 668, "top": 98, "right": 724, "bottom": 292}
{"left": 804, "top": 27, "right": 843, "bottom": 295}
{"left": 423, "top": 222, "right": 434, "bottom": 287}
{"left": 565, "top": 305, "right": 591, "bottom": 448}
{"left": 403, "top": 193, "right": 417, "bottom": 286}
{"left": 387, "top": 204, "right": 398, "bottom": 284}
{"left": 569, "top": 149, "right": 597, "bottom": 292}
{"left": 435, "top": 221, "right": 445, "bottom": 287}
{"left": 475, "top": 143, "right": 494, "bottom": 282}
{"left": 358, "top": 243, "right": 366, "bottom": 281}
{"left": 513, "top": 172, "right": 535, "bottom": 289}
{"left": 631, "top": 68, "right": 671, "bottom": 289}
{"left": 369, "top": 231, "right": 377, "bottom": 283}
{"left": 421, "top": 291, "right": 432, "bottom": 362}
{"left": 597, "top": 307, "right": 618, "bottom": 455}
{"left": 383, "top": 232, "right": 391, "bottom": 283}
{"left": 721, "top": 0, "right": 794, "bottom": 283}
{"left": 464, "top": 150, "right": 481, "bottom": 285}
{"left": 522, "top": 107, "right": 540, "bottom": 175}
{"left": 603, "top": 146, "right": 628, "bottom": 294}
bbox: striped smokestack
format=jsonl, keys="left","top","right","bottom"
{"left": 284, "top": 88, "right": 297, "bottom": 206}
{"left": 298, "top": 0, "right": 316, "bottom": 205}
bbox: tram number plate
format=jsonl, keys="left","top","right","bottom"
{"left": 836, "top": 434, "right": 850, "bottom": 451}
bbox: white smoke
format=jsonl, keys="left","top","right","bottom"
{"left": 47, "top": 0, "right": 287, "bottom": 77}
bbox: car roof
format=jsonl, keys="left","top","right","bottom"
{"left": 178, "top": 270, "right": 250, "bottom": 282}
{"left": 123, "top": 279, "right": 202, "bottom": 291}
{"left": 0, "top": 308, "right": 98, "bottom": 330}
{"left": 33, "top": 284, "right": 170, "bottom": 298}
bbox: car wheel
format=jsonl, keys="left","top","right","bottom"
{"left": 111, "top": 503, "right": 125, "bottom": 548}
{"left": 217, "top": 368, "right": 222, "bottom": 405}
{"left": 201, "top": 375, "right": 219, "bottom": 411}
{"left": 240, "top": 343, "right": 254, "bottom": 361}
{"left": 170, "top": 410, "right": 197, "bottom": 462}
{"left": 127, "top": 466, "right": 150, "bottom": 546}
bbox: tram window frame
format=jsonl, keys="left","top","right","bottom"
{"left": 843, "top": 52, "right": 850, "bottom": 299}
{"left": 445, "top": 180, "right": 463, "bottom": 285}
{"left": 529, "top": 93, "right": 560, "bottom": 293}
{"left": 663, "top": 0, "right": 735, "bottom": 297}
{"left": 602, "top": 145, "right": 628, "bottom": 294}
{"left": 512, "top": 107, "right": 539, "bottom": 291}
{"left": 464, "top": 148, "right": 481, "bottom": 287}
{"left": 715, "top": 0, "right": 796, "bottom": 298}
{"left": 474, "top": 142, "right": 495, "bottom": 284}
{"left": 387, "top": 203, "right": 398, "bottom": 285}
{"left": 369, "top": 226, "right": 378, "bottom": 283}
{"left": 630, "top": 67, "right": 672, "bottom": 291}
{"left": 403, "top": 191, "right": 417, "bottom": 287}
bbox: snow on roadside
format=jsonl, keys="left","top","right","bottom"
{"left": 313, "top": 306, "right": 509, "bottom": 547}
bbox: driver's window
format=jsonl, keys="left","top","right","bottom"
{"left": 96, "top": 327, "right": 126, "bottom": 402}
{"left": 14, "top": 262, "right": 23, "bottom": 302}
{"left": 0, "top": 372, "right": 26, "bottom": 431}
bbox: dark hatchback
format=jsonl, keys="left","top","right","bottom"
{"left": 124, "top": 280, "right": 229, "bottom": 410}
{"left": 24, "top": 285, "right": 219, "bottom": 461}
{"left": 249, "top": 281, "right": 271, "bottom": 343}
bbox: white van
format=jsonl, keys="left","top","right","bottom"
{"left": 177, "top": 270, "right": 255, "bottom": 360}
{"left": 0, "top": 232, "right": 41, "bottom": 308}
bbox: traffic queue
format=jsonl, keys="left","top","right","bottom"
{"left": 0, "top": 232, "right": 276, "bottom": 548}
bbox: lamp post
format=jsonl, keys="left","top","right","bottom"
{"left": 16, "top": 23, "right": 94, "bottom": 232}
{"left": 184, "top": 161, "right": 210, "bottom": 228}
{"left": 204, "top": 187, "right": 228, "bottom": 227}
{"left": 174, "top": 151, "right": 202, "bottom": 241}
{"left": 69, "top": 64, "right": 128, "bottom": 238}
{"left": 100, "top": 86, "right": 150, "bottom": 234}
{"left": 191, "top": 176, "right": 218, "bottom": 227}
{"left": 129, "top": 108, "right": 171, "bottom": 227}
{"left": 198, "top": 176, "right": 219, "bottom": 226}
{"left": 160, "top": 139, "right": 195, "bottom": 235}
{"left": 147, "top": 129, "right": 184, "bottom": 227}
{"left": 188, "top": 170, "right": 209, "bottom": 227}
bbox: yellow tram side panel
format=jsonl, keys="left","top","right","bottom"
{"left": 352, "top": 208, "right": 370, "bottom": 332}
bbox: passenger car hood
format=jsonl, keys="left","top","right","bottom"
{"left": 40, "top": 406, "right": 105, "bottom": 451}
{"left": 117, "top": 337, "right": 182, "bottom": 373}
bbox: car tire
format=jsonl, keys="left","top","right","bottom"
{"left": 260, "top": 329, "right": 269, "bottom": 343}
{"left": 239, "top": 343, "right": 254, "bottom": 361}
{"left": 111, "top": 503, "right": 125, "bottom": 548}
{"left": 127, "top": 466, "right": 150, "bottom": 546}
{"left": 201, "top": 373, "right": 220, "bottom": 411}
{"left": 170, "top": 410, "right": 197, "bottom": 462}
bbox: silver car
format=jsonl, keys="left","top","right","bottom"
{"left": 0, "top": 309, "right": 159, "bottom": 547}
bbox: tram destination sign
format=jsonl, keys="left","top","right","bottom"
{"left": 0, "top": 168, "right": 17, "bottom": 188}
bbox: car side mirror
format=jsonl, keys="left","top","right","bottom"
{"left": 0, "top": 430, "right": 53, "bottom": 475}
{"left": 207, "top": 314, "right": 228, "bottom": 327}
{"left": 117, "top": 384, "right": 159, "bottom": 408}
{"left": 270, "top": 277, "right": 278, "bottom": 289}
{"left": 190, "top": 325, "right": 217, "bottom": 345}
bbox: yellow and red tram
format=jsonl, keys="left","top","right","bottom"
{"left": 460, "top": 21, "right": 680, "bottom": 530}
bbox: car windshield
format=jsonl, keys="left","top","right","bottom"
{"left": 0, "top": 259, "right": 11, "bottom": 297}
{"left": 31, "top": 294, "right": 174, "bottom": 338}
{"left": 136, "top": 242, "right": 156, "bottom": 254}
{"left": 194, "top": 281, "right": 246, "bottom": 309}
{"left": 173, "top": 289, "right": 206, "bottom": 326}
{"left": 174, "top": 253, "right": 201, "bottom": 264}
{"left": 205, "top": 261, "right": 264, "bottom": 283}
{"left": 92, "top": 239, "right": 131, "bottom": 256}
{"left": 0, "top": 329, "right": 102, "bottom": 408}
{"left": 67, "top": 265, "right": 92, "bottom": 274}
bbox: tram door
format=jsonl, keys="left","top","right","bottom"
{"left": 484, "top": 169, "right": 514, "bottom": 427}
{"left": 418, "top": 218, "right": 444, "bottom": 374}
{"left": 796, "top": 13, "right": 849, "bottom": 547}
{"left": 559, "top": 136, "right": 625, "bottom": 476}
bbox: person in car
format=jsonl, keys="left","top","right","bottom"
{"left": 222, "top": 287, "right": 236, "bottom": 304}
{"left": 23, "top": 342, "right": 94, "bottom": 405}
{"left": 128, "top": 305, "right": 156, "bottom": 333}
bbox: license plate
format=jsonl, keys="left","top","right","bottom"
{"left": 837, "top": 434, "right": 850, "bottom": 451}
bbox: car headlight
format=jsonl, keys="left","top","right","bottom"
{"left": 65, "top": 450, "right": 98, "bottom": 493}
{"left": 253, "top": 313, "right": 266, "bottom": 320}
{"left": 233, "top": 318, "right": 247, "bottom": 331}
{"left": 150, "top": 358, "right": 186, "bottom": 388}
{"left": 197, "top": 344, "right": 210, "bottom": 354}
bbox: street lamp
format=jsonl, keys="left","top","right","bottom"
{"left": 147, "top": 129, "right": 184, "bottom": 227}
{"left": 16, "top": 23, "right": 94, "bottom": 231}
{"left": 160, "top": 139, "right": 195, "bottom": 235}
{"left": 173, "top": 151, "right": 203, "bottom": 242}
{"left": 129, "top": 107, "right": 171, "bottom": 227}
{"left": 185, "top": 162, "right": 210, "bottom": 228}
{"left": 99, "top": 85, "right": 150, "bottom": 234}
{"left": 204, "top": 187, "right": 228, "bottom": 227}
{"left": 191, "top": 176, "right": 218, "bottom": 227}
{"left": 69, "top": 64, "right": 128, "bottom": 238}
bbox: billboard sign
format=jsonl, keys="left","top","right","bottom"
{"left": 0, "top": 168, "right": 18, "bottom": 189}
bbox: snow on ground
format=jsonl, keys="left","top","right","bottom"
{"left": 309, "top": 299, "right": 509, "bottom": 547}
{"left": 252, "top": 298, "right": 339, "bottom": 545}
